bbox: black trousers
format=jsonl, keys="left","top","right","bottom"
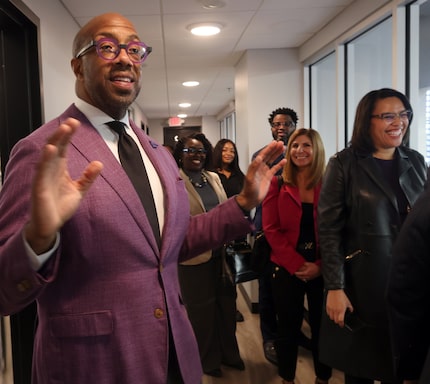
{"left": 178, "top": 256, "right": 241, "bottom": 373}
{"left": 271, "top": 264, "right": 331, "bottom": 381}
{"left": 258, "top": 261, "right": 278, "bottom": 343}
{"left": 167, "top": 339, "right": 184, "bottom": 384}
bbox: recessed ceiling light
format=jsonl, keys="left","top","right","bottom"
{"left": 188, "top": 23, "right": 222, "bottom": 36}
{"left": 199, "top": 0, "right": 226, "bottom": 10}
{"left": 182, "top": 81, "right": 200, "bottom": 87}
{"left": 178, "top": 113, "right": 187, "bottom": 118}
{"left": 179, "top": 103, "right": 191, "bottom": 108}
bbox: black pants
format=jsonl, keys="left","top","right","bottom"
{"left": 271, "top": 265, "right": 331, "bottom": 382}
{"left": 178, "top": 256, "right": 241, "bottom": 373}
{"left": 258, "top": 261, "right": 278, "bottom": 342}
{"left": 167, "top": 323, "right": 184, "bottom": 384}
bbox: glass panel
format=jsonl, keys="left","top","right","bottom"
{"left": 346, "top": 17, "right": 393, "bottom": 142}
{"left": 408, "top": 0, "right": 430, "bottom": 162}
{"left": 219, "top": 112, "right": 236, "bottom": 142}
{"left": 310, "top": 52, "right": 337, "bottom": 158}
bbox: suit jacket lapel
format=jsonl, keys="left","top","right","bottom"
{"left": 62, "top": 106, "right": 160, "bottom": 255}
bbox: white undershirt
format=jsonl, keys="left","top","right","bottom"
{"left": 75, "top": 100, "right": 165, "bottom": 233}
{"left": 25, "top": 100, "right": 165, "bottom": 270}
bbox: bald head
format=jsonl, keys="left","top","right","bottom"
{"left": 71, "top": 12, "right": 144, "bottom": 119}
{"left": 73, "top": 13, "right": 139, "bottom": 57}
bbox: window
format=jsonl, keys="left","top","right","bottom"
{"left": 310, "top": 52, "right": 337, "bottom": 158}
{"left": 408, "top": 0, "right": 430, "bottom": 162}
{"left": 346, "top": 17, "right": 393, "bottom": 142}
{"left": 219, "top": 111, "right": 236, "bottom": 142}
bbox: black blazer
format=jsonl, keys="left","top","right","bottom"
{"left": 387, "top": 171, "right": 430, "bottom": 380}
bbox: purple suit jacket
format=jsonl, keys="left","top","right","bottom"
{"left": 0, "top": 104, "right": 252, "bottom": 384}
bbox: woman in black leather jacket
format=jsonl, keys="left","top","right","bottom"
{"left": 318, "top": 88, "right": 427, "bottom": 384}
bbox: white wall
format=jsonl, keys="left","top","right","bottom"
{"left": 235, "top": 48, "right": 303, "bottom": 166}
{"left": 22, "top": 0, "right": 78, "bottom": 122}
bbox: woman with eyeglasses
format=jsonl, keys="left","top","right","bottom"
{"left": 173, "top": 133, "right": 244, "bottom": 378}
{"left": 318, "top": 88, "right": 427, "bottom": 384}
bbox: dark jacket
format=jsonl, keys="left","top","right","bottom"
{"left": 318, "top": 146, "right": 427, "bottom": 382}
{"left": 387, "top": 174, "right": 430, "bottom": 380}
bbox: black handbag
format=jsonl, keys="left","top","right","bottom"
{"left": 250, "top": 231, "right": 271, "bottom": 275}
{"left": 225, "top": 241, "right": 260, "bottom": 284}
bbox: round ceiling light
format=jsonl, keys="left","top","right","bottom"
{"left": 188, "top": 23, "right": 222, "bottom": 36}
{"left": 182, "top": 81, "right": 200, "bottom": 87}
{"left": 177, "top": 113, "right": 188, "bottom": 118}
{"left": 179, "top": 102, "right": 191, "bottom": 108}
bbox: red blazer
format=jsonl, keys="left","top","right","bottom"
{"left": 262, "top": 176, "right": 322, "bottom": 275}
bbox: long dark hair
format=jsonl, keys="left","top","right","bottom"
{"left": 212, "top": 139, "right": 245, "bottom": 177}
{"left": 350, "top": 88, "right": 413, "bottom": 154}
{"left": 172, "top": 132, "right": 214, "bottom": 170}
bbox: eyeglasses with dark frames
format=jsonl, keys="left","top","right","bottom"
{"left": 271, "top": 121, "right": 295, "bottom": 128}
{"left": 371, "top": 110, "right": 412, "bottom": 124}
{"left": 182, "top": 147, "right": 207, "bottom": 155}
{"left": 75, "top": 37, "right": 152, "bottom": 64}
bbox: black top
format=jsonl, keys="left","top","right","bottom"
{"left": 185, "top": 170, "right": 219, "bottom": 211}
{"left": 218, "top": 171, "right": 244, "bottom": 198}
{"left": 296, "top": 202, "right": 316, "bottom": 262}
{"left": 374, "top": 157, "right": 409, "bottom": 225}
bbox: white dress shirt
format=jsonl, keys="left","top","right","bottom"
{"left": 26, "top": 100, "right": 165, "bottom": 269}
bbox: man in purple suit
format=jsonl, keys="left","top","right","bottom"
{"left": 0, "top": 13, "right": 285, "bottom": 384}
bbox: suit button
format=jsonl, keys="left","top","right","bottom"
{"left": 17, "top": 279, "right": 32, "bottom": 292}
{"left": 154, "top": 308, "right": 164, "bottom": 319}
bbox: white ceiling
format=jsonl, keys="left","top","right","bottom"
{"left": 61, "top": 0, "right": 356, "bottom": 120}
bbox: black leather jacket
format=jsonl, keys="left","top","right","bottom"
{"left": 317, "top": 145, "right": 427, "bottom": 380}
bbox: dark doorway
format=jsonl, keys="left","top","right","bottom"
{"left": 163, "top": 126, "right": 201, "bottom": 150}
{"left": 0, "top": 1, "right": 43, "bottom": 383}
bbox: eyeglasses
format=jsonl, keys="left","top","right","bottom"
{"left": 182, "top": 147, "right": 207, "bottom": 155}
{"left": 75, "top": 37, "right": 152, "bottom": 64}
{"left": 371, "top": 110, "right": 412, "bottom": 124}
{"left": 271, "top": 121, "right": 295, "bottom": 128}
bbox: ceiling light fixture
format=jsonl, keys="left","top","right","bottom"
{"left": 199, "top": 0, "right": 226, "bottom": 10}
{"left": 188, "top": 23, "right": 222, "bottom": 37}
{"left": 179, "top": 102, "right": 191, "bottom": 108}
{"left": 182, "top": 81, "right": 200, "bottom": 87}
{"left": 177, "top": 113, "right": 187, "bottom": 118}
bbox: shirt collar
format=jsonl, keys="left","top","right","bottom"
{"left": 75, "top": 99, "right": 130, "bottom": 129}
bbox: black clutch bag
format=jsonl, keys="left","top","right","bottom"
{"left": 225, "top": 241, "right": 260, "bottom": 284}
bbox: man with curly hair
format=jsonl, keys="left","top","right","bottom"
{"left": 253, "top": 107, "right": 310, "bottom": 366}
{"left": 267, "top": 107, "right": 298, "bottom": 146}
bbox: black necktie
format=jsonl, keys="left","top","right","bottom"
{"left": 107, "top": 121, "right": 160, "bottom": 247}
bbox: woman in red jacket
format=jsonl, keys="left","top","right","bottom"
{"left": 263, "top": 128, "right": 331, "bottom": 384}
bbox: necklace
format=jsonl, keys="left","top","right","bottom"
{"left": 188, "top": 172, "right": 208, "bottom": 188}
